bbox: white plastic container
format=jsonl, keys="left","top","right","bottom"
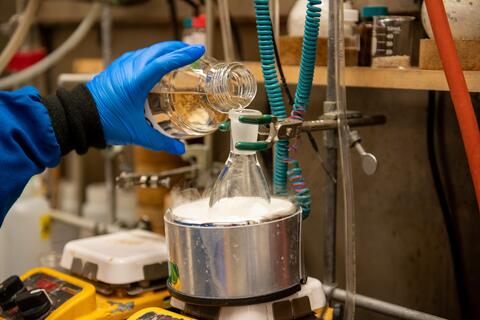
{"left": 1, "top": 196, "right": 52, "bottom": 279}
{"left": 83, "top": 183, "right": 137, "bottom": 226}
{"left": 288, "top": 0, "right": 359, "bottom": 40}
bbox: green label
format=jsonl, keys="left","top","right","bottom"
{"left": 168, "top": 261, "right": 180, "bottom": 286}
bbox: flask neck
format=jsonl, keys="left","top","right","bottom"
{"left": 206, "top": 62, "right": 257, "bottom": 113}
{"left": 229, "top": 108, "right": 260, "bottom": 155}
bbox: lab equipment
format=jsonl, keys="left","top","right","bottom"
{"left": 209, "top": 109, "right": 270, "bottom": 208}
{"left": 165, "top": 198, "right": 302, "bottom": 302}
{"left": 371, "top": 16, "right": 415, "bottom": 68}
{"left": 0, "top": 231, "right": 171, "bottom": 320}
{"left": 160, "top": 94, "right": 325, "bottom": 319}
{"left": 163, "top": 102, "right": 312, "bottom": 307}
{"left": 146, "top": 57, "right": 256, "bottom": 139}
{"left": 87, "top": 42, "right": 204, "bottom": 153}
{"left": 61, "top": 230, "right": 168, "bottom": 286}
{"left": 358, "top": 6, "right": 389, "bottom": 66}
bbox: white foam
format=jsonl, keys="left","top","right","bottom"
{"left": 170, "top": 196, "right": 296, "bottom": 225}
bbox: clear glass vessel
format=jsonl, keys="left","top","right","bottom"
{"left": 371, "top": 16, "right": 415, "bottom": 68}
{"left": 145, "top": 57, "right": 257, "bottom": 139}
{"left": 209, "top": 109, "right": 271, "bottom": 208}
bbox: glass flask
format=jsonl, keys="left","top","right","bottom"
{"left": 145, "top": 57, "right": 257, "bottom": 139}
{"left": 209, "top": 109, "right": 271, "bottom": 208}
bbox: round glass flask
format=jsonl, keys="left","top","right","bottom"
{"left": 145, "top": 57, "right": 257, "bottom": 139}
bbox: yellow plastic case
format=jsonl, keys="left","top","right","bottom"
{"left": 1, "top": 268, "right": 170, "bottom": 320}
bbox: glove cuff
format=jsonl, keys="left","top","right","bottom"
{"left": 41, "top": 84, "right": 106, "bottom": 155}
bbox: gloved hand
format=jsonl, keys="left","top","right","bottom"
{"left": 86, "top": 41, "right": 205, "bottom": 154}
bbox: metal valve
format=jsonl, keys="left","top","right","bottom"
{"left": 349, "top": 130, "right": 378, "bottom": 175}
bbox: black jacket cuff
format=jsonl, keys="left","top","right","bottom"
{"left": 41, "top": 84, "right": 106, "bottom": 155}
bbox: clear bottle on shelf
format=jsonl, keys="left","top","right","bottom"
{"left": 145, "top": 57, "right": 257, "bottom": 139}
{"left": 209, "top": 108, "right": 271, "bottom": 208}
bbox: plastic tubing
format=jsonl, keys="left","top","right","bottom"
{"left": 424, "top": 0, "right": 480, "bottom": 210}
{"left": 253, "top": 0, "right": 288, "bottom": 195}
{"left": 331, "top": 0, "right": 356, "bottom": 319}
{"left": 288, "top": 0, "right": 322, "bottom": 217}
{"left": 0, "top": 0, "right": 41, "bottom": 74}
{"left": 292, "top": 0, "right": 321, "bottom": 110}
{"left": 0, "top": 3, "right": 101, "bottom": 90}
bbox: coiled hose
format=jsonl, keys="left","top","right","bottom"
{"left": 288, "top": 0, "right": 322, "bottom": 217}
{"left": 253, "top": 0, "right": 321, "bottom": 215}
{"left": 286, "top": 159, "right": 311, "bottom": 219}
{"left": 253, "top": 0, "right": 289, "bottom": 195}
{"left": 292, "top": 0, "right": 321, "bottom": 110}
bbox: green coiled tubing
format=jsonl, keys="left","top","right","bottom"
{"left": 252, "top": 0, "right": 321, "bottom": 217}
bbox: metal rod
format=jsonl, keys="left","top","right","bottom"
{"left": 302, "top": 115, "right": 386, "bottom": 132}
{"left": 270, "top": 0, "right": 280, "bottom": 40}
{"left": 100, "top": 4, "right": 117, "bottom": 224}
{"left": 206, "top": 0, "right": 215, "bottom": 56}
{"left": 217, "top": 0, "right": 235, "bottom": 61}
{"left": 323, "top": 0, "right": 339, "bottom": 286}
{"left": 323, "top": 285, "right": 447, "bottom": 320}
{"left": 116, "top": 165, "right": 198, "bottom": 189}
{"left": 101, "top": 3, "right": 112, "bottom": 65}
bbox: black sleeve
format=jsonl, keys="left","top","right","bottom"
{"left": 41, "top": 84, "right": 106, "bottom": 156}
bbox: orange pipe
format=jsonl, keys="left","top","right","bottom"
{"left": 424, "top": 0, "right": 480, "bottom": 211}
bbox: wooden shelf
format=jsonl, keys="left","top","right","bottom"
{"left": 244, "top": 62, "right": 480, "bottom": 92}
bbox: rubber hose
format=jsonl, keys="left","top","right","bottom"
{"left": 427, "top": 91, "right": 469, "bottom": 319}
{"left": 290, "top": 0, "right": 322, "bottom": 217}
{"left": 0, "top": 3, "right": 101, "bottom": 89}
{"left": 253, "top": 0, "right": 288, "bottom": 195}
{"left": 0, "top": 0, "right": 41, "bottom": 74}
{"left": 424, "top": 0, "right": 480, "bottom": 210}
{"left": 293, "top": 0, "right": 321, "bottom": 111}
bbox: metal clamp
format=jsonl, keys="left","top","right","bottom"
{"left": 116, "top": 165, "right": 198, "bottom": 189}
{"left": 234, "top": 114, "right": 386, "bottom": 152}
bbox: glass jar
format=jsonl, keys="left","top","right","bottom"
{"left": 145, "top": 57, "right": 257, "bottom": 139}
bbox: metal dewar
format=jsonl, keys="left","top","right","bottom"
{"left": 164, "top": 203, "right": 303, "bottom": 305}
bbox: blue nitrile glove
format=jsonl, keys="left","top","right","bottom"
{"left": 86, "top": 41, "right": 205, "bottom": 154}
